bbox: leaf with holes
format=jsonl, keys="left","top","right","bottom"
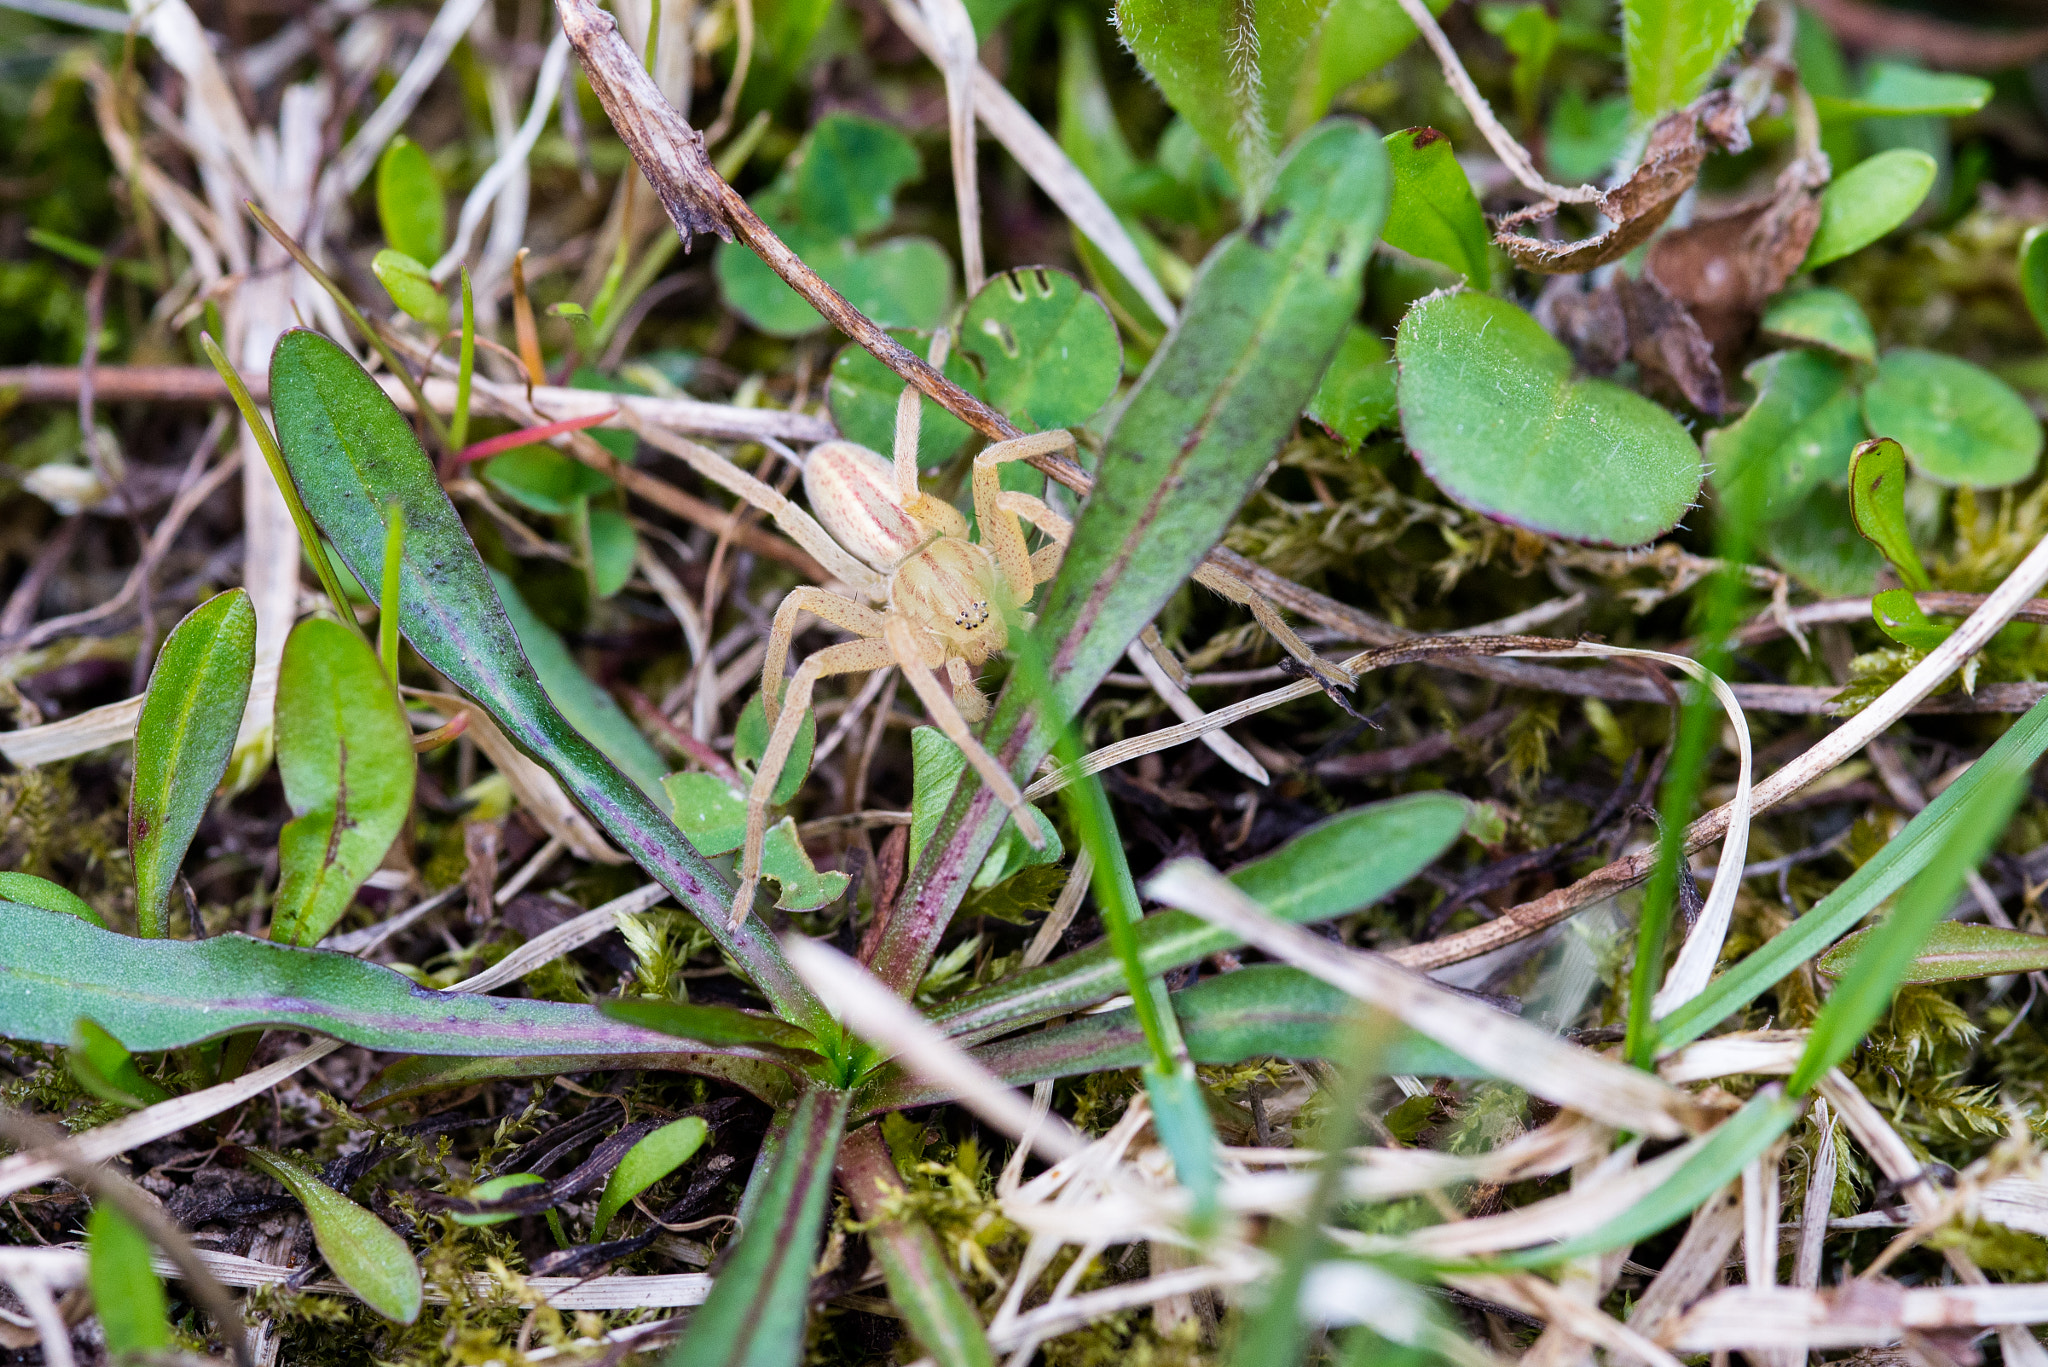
{"left": 661, "top": 771, "right": 850, "bottom": 912}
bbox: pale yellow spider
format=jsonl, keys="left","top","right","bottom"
{"left": 729, "top": 377, "right": 1075, "bottom": 923}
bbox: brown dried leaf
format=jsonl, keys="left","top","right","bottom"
{"left": 1534, "top": 276, "right": 1629, "bottom": 374}
{"left": 1646, "top": 163, "right": 1824, "bottom": 365}
{"left": 1616, "top": 274, "right": 1727, "bottom": 415}
{"left": 1495, "top": 112, "right": 1706, "bottom": 274}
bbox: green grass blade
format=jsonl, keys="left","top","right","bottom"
{"left": 1787, "top": 769, "right": 2025, "bottom": 1095}
{"left": 263, "top": 327, "right": 825, "bottom": 1034}
{"left": 1654, "top": 692, "right": 2048, "bottom": 1053}
{"left": 130, "top": 589, "right": 255, "bottom": 938}
{"left": 665, "top": 1089, "right": 846, "bottom": 1367}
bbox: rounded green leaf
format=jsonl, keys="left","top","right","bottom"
{"left": 450, "top": 1173, "right": 546, "bottom": 1227}
{"left": 786, "top": 114, "right": 922, "bottom": 238}
{"left": 0, "top": 872, "right": 102, "bottom": 927}
{"left": 1395, "top": 290, "right": 1703, "bottom": 545}
{"left": 1762, "top": 485, "right": 1884, "bottom": 596}
{"left": 1847, "top": 436, "right": 1929, "bottom": 589}
{"left": 375, "top": 136, "right": 445, "bottom": 265}
{"left": 2020, "top": 224, "right": 2048, "bottom": 343}
{"left": 1706, "top": 349, "right": 1863, "bottom": 524}
{"left": 592, "top": 1116, "right": 710, "bottom": 1241}
{"left": 1307, "top": 324, "right": 1398, "bottom": 450}
{"left": 131, "top": 589, "right": 255, "bottom": 938}
{"left": 479, "top": 444, "right": 616, "bottom": 516}
{"left": 273, "top": 617, "right": 416, "bottom": 947}
{"left": 1759, "top": 288, "right": 1877, "bottom": 364}
{"left": 718, "top": 231, "right": 846, "bottom": 337}
{"left": 1861, "top": 348, "right": 2043, "bottom": 489}
{"left": 88, "top": 1204, "right": 170, "bottom": 1353}
{"left": 959, "top": 266, "right": 1122, "bottom": 432}
{"left": 827, "top": 236, "right": 955, "bottom": 332}
{"left": 1380, "top": 127, "right": 1490, "bottom": 287}
{"left": 1803, "top": 149, "right": 1936, "bottom": 268}
{"left": 245, "top": 1149, "right": 422, "bottom": 1324}
{"left": 371, "top": 248, "right": 449, "bottom": 331}
{"left": 587, "top": 506, "right": 638, "bottom": 599}
{"left": 828, "top": 337, "right": 980, "bottom": 468}
{"left": 734, "top": 690, "right": 814, "bottom": 806}
{"left": 1871, "top": 587, "right": 1950, "bottom": 650}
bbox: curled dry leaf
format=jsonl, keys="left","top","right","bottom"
{"left": 1646, "top": 159, "right": 1828, "bottom": 366}
{"left": 1494, "top": 111, "right": 1706, "bottom": 274}
{"left": 1615, "top": 274, "right": 1726, "bottom": 415}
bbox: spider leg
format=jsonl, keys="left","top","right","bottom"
{"left": 884, "top": 617, "right": 1046, "bottom": 849}
{"left": 1192, "top": 563, "right": 1358, "bottom": 694}
{"left": 761, "top": 587, "right": 889, "bottom": 727}
{"left": 889, "top": 349, "right": 970, "bottom": 541}
{"left": 624, "top": 414, "right": 888, "bottom": 599}
{"left": 994, "top": 489, "right": 1071, "bottom": 585}
{"left": 944, "top": 656, "right": 988, "bottom": 723}
{"left": 733, "top": 635, "right": 896, "bottom": 926}
{"left": 973, "top": 429, "right": 1078, "bottom": 604}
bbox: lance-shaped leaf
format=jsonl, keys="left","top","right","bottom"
{"left": 934, "top": 792, "right": 1467, "bottom": 1043}
{"left": 873, "top": 120, "right": 1390, "bottom": 992}
{"left": 131, "top": 589, "right": 255, "bottom": 938}
{"left": 265, "top": 328, "right": 824, "bottom": 1034}
{"left": 1624, "top": 0, "right": 1761, "bottom": 120}
{"left": 667, "top": 1089, "right": 845, "bottom": 1367}
{"left": 359, "top": 1049, "right": 792, "bottom": 1110}
{"left": 87, "top": 1204, "right": 170, "bottom": 1354}
{"left": 591, "top": 1116, "right": 710, "bottom": 1240}
{"left": 1381, "top": 128, "right": 1490, "bottom": 286}
{"left": 67, "top": 1017, "right": 171, "bottom": 1109}
{"left": 1804, "top": 149, "right": 1936, "bottom": 269}
{"left": 244, "top": 1149, "right": 422, "bottom": 1324}
{"left": 272, "top": 617, "right": 415, "bottom": 947}
{"left": 601, "top": 997, "right": 824, "bottom": 1056}
{"left": 1819, "top": 921, "right": 2048, "bottom": 985}
{"left": 0, "top": 873, "right": 100, "bottom": 926}
{"left": 1848, "top": 436, "right": 1929, "bottom": 589}
{"left": 375, "top": 135, "right": 445, "bottom": 264}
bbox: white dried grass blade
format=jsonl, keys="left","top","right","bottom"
{"left": 1743, "top": 1147, "right": 1781, "bottom": 1299}
{"left": 1626, "top": 1185, "right": 1742, "bottom": 1338}
{"left": 408, "top": 689, "right": 622, "bottom": 862}
{"left": 985, "top": 1267, "right": 1251, "bottom": 1351}
{"left": 1125, "top": 641, "right": 1268, "bottom": 784}
{"left": 1666, "top": 1282, "right": 2048, "bottom": 1351}
{"left": 1793, "top": 1097, "right": 1836, "bottom": 1289}
{"left": 1142, "top": 860, "right": 1698, "bottom": 1138}
{"left": 329, "top": 0, "right": 491, "bottom": 194}
{"left": 1981, "top": 1177, "right": 2048, "bottom": 1237}
{"left": 915, "top": 0, "right": 984, "bottom": 293}
{"left": 434, "top": 26, "right": 573, "bottom": 280}
{"left": 1225, "top": 1113, "right": 1608, "bottom": 1208}
{"left": 3, "top": 0, "right": 131, "bottom": 32}
{"left": 876, "top": 0, "right": 1176, "bottom": 325}
{"left": 126, "top": 0, "right": 264, "bottom": 208}
{"left": 398, "top": 372, "right": 833, "bottom": 444}
{"left": 1655, "top": 1030, "right": 1805, "bottom": 1084}
{"left": 783, "top": 936, "right": 1087, "bottom": 1163}
{"left": 142, "top": 1249, "right": 712, "bottom": 1310}
{"left": 1448, "top": 1271, "right": 1684, "bottom": 1367}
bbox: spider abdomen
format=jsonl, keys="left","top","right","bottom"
{"left": 803, "top": 440, "right": 928, "bottom": 573}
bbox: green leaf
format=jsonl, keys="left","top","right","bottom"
{"left": 934, "top": 792, "right": 1468, "bottom": 1043}
{"left": 1759, "top": 289, "right": 1878, "bottom": 364}
{"left": 734, "top": 691, "right": 815, "bottom": 806}
{"left": 1871, "top": 588, "right": 1950, "bottom": 649}
{"left": 592, "top": 1116, "right": 710, "bottom": 1240}
{"left": 449, "top": 1172, "right": 547, "bottom": 1226}
{"left": 718, "top": 231, "right": 848, "bottom": 338}
{"left": 587, "top": 508, "right": 636, "bottom": 598}
{"left": 830, "top": 238, "right": 956, "bottom": 332}
{"left": 1311, "top": 0, "right": 1446, "bottom": 119}
{"left": 375, "top": 136, "right": 445, "bottom": 264}
{"left": 361, "top": 1049, "right": 794, "bottom": 1111}
{"left": 266, "top": 328, "right": 824, "bottom": 1033}
{"left": 958, "top": 267, "right": 1122, "bottom": 432}
{"left": 1846, "top": 436, "right": 1929, "bottom": 588}
{"left": 1820, "top": 920, "right": 2048, "bottom": 985}
{"left": 1380, "top": 128, "right": 1490, "bottom": 286}
{"left": 1623, "top": 0, "right": 1761, "bottom": 119}
{"left": 661, "top": 772, "right": 850, "bottom": 912}
{"left": 1706, "top": 349, "right": 1863, "bottom": 525}
{"left": 2022, "top": 225, "right": 2048, "bottom": 343}
{"left": 492, "top": 569, "right": 667, "bottom": 802}
{"left": 272, "top": 617, "right": 415, "bottom": 947}
{"left": 1804, "top": 149, "right": 1937, "bottom": 268}
{"left": 371, "top": 248, "right": 449, "bottom": 331}
{"left": 480, "top": 445, "right": 616, "bottom": 516}
{"left": 828, "top": 336, "right": 981, "bottom": 469}
{"left": 1862, "top": 349, "right": 2043, "bottom": 489}
{"left": 1111, "top": 0, "right": 1332, "bottom": 194}
{"left": 908, "top": 727, "right": 1059, "bottom": 877}
{"left": 67, "top": 1017, "right": 171, "bottom": 1109}
{"left": 1307, "top": 324, "right": 1397, "bottom": 449}
{"left": 1656, "top": 692, "right": 2048, "bottom": 1054}
{"left": 783, "top": 113, "right": 923, "bottom": 238}
{"left": 88, "top": 1204, "right": 170, "bottom": 1354}
{"left": 667, "top": 1089, "right": 845, "bottom": 1367}
{"left": 0, "top": 873, "right": 101, "bottom": 926}
{"left": 1545, "top": 87, "right": 1632, "bottom": 184}
{"left": 244, "top": 1149, "right": 423, "bottom": 1324}
{"left": 1789, "top": 770, "right": 2025, "bottom": 1094}
{"left": 1762, "top": 484, "right": 1885, "bottom": 597}
{"left": 1056, "top": 8, "right": 1144, "bottom": 207}
{"left": 603, "top": 997, "right": 823, "bottom": 1054}
{"left": 1812, "top": 61, "right": 1992, "bottom": 121}
{"left": 1396, "top": 290, "right": 1703, "bottom": 545}
{"left": 131, "top": 589, "right": 255, "bottom": 938}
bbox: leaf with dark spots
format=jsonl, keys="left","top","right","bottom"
{"left": 1247, "top": 209, "right": 1292, "bottom": 249}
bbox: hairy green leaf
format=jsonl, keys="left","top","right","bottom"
{"left": 1804, "top": 149, "right": 1937, "bottom": 268}
{"left": 1381, "top": 128, "right": 1490, "bottom": 286}
{"left": 245, "top": 1148, "right": 422, "bottom": 1324}
{"left": 593, "top": 1116, "right": 710, "bottom": 1240}
{"left": 1862, "top": 349, "right": 2043, "bottom": 489}
{"left": 131, "top": 589, "right": 255, "bottom": 938}
{"left": 1623, "top": 0, "right": 1760, "bottom": 119}
{"left": 1397, "top": 290, "right": 1702, "bottom": 545}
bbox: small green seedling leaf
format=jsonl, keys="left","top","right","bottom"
{"left": 1803, "top": 149, "right": 1937, "bottom": 268}
{"left": 68, "top": 1017, "right": 171, "bottom": 1109}
{"left": 273, "top": 617, "right": 416, "bottom": 946}
{"left": 734, "top": 692, "right": 815, "bottom": 806}
{"left": 1759, "top": 289, "right": 1878, "bottom": 364}
{"left": 1871, "top": 588, "right": 1950, "bottom": 650}
{"left": 2022, "top": 225, "right": 2048, "bottom": 342}
{"left": 1623, "top": 0, "right": 1762, "bottom": 119}
{"left": 375, "top": 136, "right": 445, "bottom": 265}
{"left": 0, "top": 873, "right": 102, "bottom": 926}
{"left": 1847, "top": 437, "right": 1929, "bottom": 590}
{"left": 661, "top": 772, "right": 850, "bottom": 912}
{"left": 371, "top": 248, "right": 449, "bottom": 332}
{"left": 1706, "top": 349, "right": 1862, "bottom": 523}
{"left": 1380, "top": 128, "right": 1490, "bottom": 286}
{"left": 1862, "top": 349, "right": 2043, "bottom": 489}
{"left": 1312, "top": 0, "right": 1446, "bottom": 119}
{"left": 132, "top": 589, "right": 256, "bottom": 938}
{"left": 828, "top": 337, "right": 981, "bottom": 467}
{"left": 480, "top": 445, "right": 616, "bottom": 516}
{"left": 787, "top": 114, "right": 923, "bottom": 238}
{"left": 1307, "top": 324, "right": 1397, "bottom": 449}
{"left": 1820, "top": 920, "right": 2048, "bottom": 985}
{"left": 1812, "top": 61, "right": 1991, "bottom": 121}
{"left": 450, "top": 1173, "right": 546, "bottom": 1227}
{"left": 245, "top": 1149, "right": 423, "bottom": 1324}
{"left": 959, "top": 267, "right": 1122, "bottom": 431}
{"left": 1546, "top": 88, "right": 1632, "bottom": 183}
{"left": 87, "top": 1204, "right": 170, "bottom": 1354}
{"left": 1396, "top": 290, "right": 1702, "bottom": 545}
{"left": 591, "top": 1115, "right": 710, "bottom": 1240}
{"left": 587, "top": 507, "right": 638, "bottom": 599}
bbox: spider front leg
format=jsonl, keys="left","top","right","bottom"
{"left": 760, "top": 587, "right": 889, "bottom": 727}
{"left": 883, "top": 617, "right": 1046, "bottom": 851}
{"left": 733, "top": 635, "right": 896, "bottom": 925}
{"left": 972, "top": 430, "right": 1077, "bottom": 604}
{"left": 1191, "top": 563, "right": 1359, "bottom": 696}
